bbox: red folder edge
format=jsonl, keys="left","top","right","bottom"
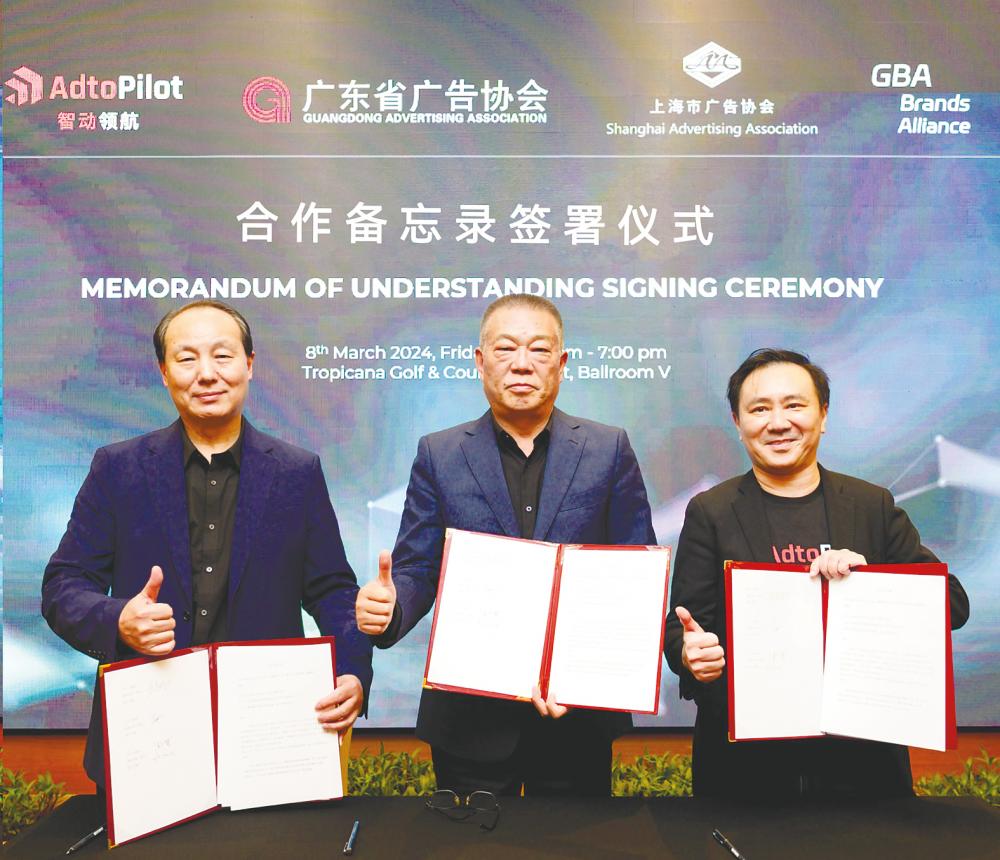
{"left": 101, "top": 637, "right": 340, "bottom": 847}
{"left": 213, "top": 636, "right": 342, "bottom": 800}
{"left": 424, "top": 529, "right": 560, "bottom": 702}
{"left": 549, "top": 544, "right": 671, "bottom": 715}
{"left": 100, "top": 646, "right": 219, "bottom": 848}
{"left": 724, "top": 561, "right": 736, "bottom": 743}
{"left": 945, "top": 576, "right": 957, "bottom": 750}
{"left": 425, "top": 531, "right": 667, "bottom": 713}
{"left": 650, "top": 546, "right": 671, "bottom": 715}
{"left": 851, "top": 564, "right": 955, "bottom": 751}
{"left": 726, "top": 562, "right": 955, "bottom": 749}
{"left": 537, "top": 544, "right": 566, "bottom": 702}
{"left": 725, "top": 562, "right": 822, "bottom": 743}
{"left": 422, "top": 527, "right": 455, "bottom": 692}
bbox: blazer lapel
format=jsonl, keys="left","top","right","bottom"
{"left": 144, "top": 421, "right": 193, "bottom": 605}
{"left": 228, "top": 421, "right": 276, "bottom": 604}
{"left": 820, "top": 464, "right": 857, "bottom": 550}
{"left": 533, "top": 409, "right": 585, "bottom": 541}
{"left": 460, "top": 411, "right": 520, "bottom": 537}
{"left": 731, "top": 471, "right": 775, "bottom": 562}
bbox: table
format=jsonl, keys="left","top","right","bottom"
{"left": 6, "top": 794, "right": 998, "bottom": 859}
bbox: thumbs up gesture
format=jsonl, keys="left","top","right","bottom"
{"left": 676, "top": 605, "right": 725, "bottom": 683}
{"left": 356, "top": 550, "right": 397, "bottom": 635}
{"left": 117, "top": 566, "right": 176, "bottom": 655}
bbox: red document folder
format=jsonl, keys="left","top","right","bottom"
{"left": 99, "top": 636, "right": 339, "bottom": 848}
{"left": 423, "top": 528, "right": 670, "bottom": 714}
{"left": 724, "top": 561, "right": 956, "bottom": 750}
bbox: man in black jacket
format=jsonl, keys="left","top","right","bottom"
{"left": 664, "top": 348, "right": 969, "bottom": 798}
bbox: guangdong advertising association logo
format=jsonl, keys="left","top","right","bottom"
{"left": 5, "top": 65, "right": 43, "bottom": 105}
{"left": 683, "top": 42, "right": 741, "bottom": 88}
{"left": 243, "top": 76, "right": 292, "bottom": 123}
{"left": 241, "top": 73, "right": 548, "bottom": 127}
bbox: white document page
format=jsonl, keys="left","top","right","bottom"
{"left": 425, "top": 529, "right": 559, "bottom": 699}
{"left": 821, "top": 570, "right": 947, "bottom": 750}
{"left": 103, "top": 650, "right": 218, "bottom": 846}
{"left": 546, "top": 547, "right": 668, "bottom": 712}
{"left": 730, "top": 568, "right": 824, "bottom": 739}
{"left": 215, "top": 642, "right": 342, "bottom": 811}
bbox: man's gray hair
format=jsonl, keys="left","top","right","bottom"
{"left": 153, "top": 300, "right": 253, "bottom": 364}
{"left": 479, "top": 294, "right": 564, "bottom": 349}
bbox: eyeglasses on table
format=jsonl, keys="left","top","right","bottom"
{"left": 424, "top": 789, "right": 501, "bottom": 832}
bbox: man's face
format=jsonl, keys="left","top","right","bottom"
{"left": 475, "top": 305, "right": 567, "bottom": 425}
{"left": 159, "top": 306, "right": 253, "bottom": 430}
{"left": 733, "top": 362, "right": 827, "bottom": 480}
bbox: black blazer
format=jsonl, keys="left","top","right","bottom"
{"left": 664, "top": 466, "right": 969, "bottom": 797}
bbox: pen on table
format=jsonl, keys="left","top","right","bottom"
{"left": 66, "top": 825, "right": 105, "bottom": 855}
{"left": 343, "top": 819, "right": 360, "bottom": 855}
{"left": 712, "top": 828, "right": 749, "bottom": 860}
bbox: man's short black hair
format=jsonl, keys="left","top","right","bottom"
{"left": 153, "top": 300, "right": 254, "bottom": 364}
{"left": 727, "top": 348, "right": 830, "bottom": 414}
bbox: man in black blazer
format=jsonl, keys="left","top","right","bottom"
{"left": 356, "top": 295, "right": 656, "bottom": 796}
{"left": 664, "top": 348, "right": 969, "bottom": 798}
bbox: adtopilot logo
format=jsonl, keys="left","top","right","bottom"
{"left": 243, "top": 76, "right": 292, "bottom": 123}
{"left": 683, "top": 42, "right": 742, "bottom": 89}
{"left": 3, "top": 65, "right": 184, "bottom": 104}
{"left": 5, "top": 65, "right": 43, "bottom": 106}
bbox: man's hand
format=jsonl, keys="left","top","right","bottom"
{"left": 117, "top": 565, "right": 176, "bottom": 655}
{"left": 676, "top": 605, "right": 725, "bottom": 683}
{"left": 315, "top": 674, "right": 364, "bottom": 739}
{"left": 356, "top": 550, "right": 396, "bottom": 635}
{"left": 809, "top": 548, "right": 867, "bottom": 580}
{"left": 531, "top": 684, "right": 569, "bottom": 719}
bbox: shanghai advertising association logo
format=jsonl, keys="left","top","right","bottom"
{"left": 5, "top": 65, "right": 43, "bottom": 106}
{"left": 243, "top": 76, "right": 292, "bottom": 123}
{"left": 683, "top": 42, "right": 741, "bottom": 88}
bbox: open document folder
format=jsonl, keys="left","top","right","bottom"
{"left": 424, "top": 528, "right": 671, "bottom": 714}
{"left": 724, "top": 562, "right": 955, "bottom": 751}
{"left": 100, "top": 637, "right": 342, "bottom": 848}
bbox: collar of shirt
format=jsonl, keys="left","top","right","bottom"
{"left": 181, "top": 422, "right": 244, "bottom": 470}
{"left": 491, "top": 416, "right": 552, "bottom": 459}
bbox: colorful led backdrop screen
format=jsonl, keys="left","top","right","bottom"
{"left": 3, "top": 0, "right": 999, "bottom": 730}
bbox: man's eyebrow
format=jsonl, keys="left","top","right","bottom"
{"left": 170, "top": 338, "right": 239, "bottom": 352}
{"left": 493, "top": 332, "right": 556, "bottom": 342}
{"left": 744, "top": 392, "right": 810, "bottom": 405}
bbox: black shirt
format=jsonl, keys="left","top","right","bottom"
{"left": 493, "top": 417, "right": 550, "bottom": 539}
{"left": 182, "top": 427, "right": 242, "bottom": 645}
{"left": 761, "top": 483, "right": 831, "bottom": 565}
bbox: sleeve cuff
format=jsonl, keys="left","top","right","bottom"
{"left": 371, "top": 602, "right": 403, "bottom": 649}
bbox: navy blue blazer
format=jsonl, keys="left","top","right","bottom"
{"left": 42, "top": 420, "right": 373, "bottom": 785}
{"left": 379, "top": 408, "right": 656, "bottom": 761}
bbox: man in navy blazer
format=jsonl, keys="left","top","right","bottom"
{"left": 42, "top": 300, "right": 372, "bottom": 789}
{"left": 356, "top": 295, "right": 656, "bottom": 796}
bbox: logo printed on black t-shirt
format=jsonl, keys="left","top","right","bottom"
{"left": 771, "top": 542, "right": 831, "bottom": 564}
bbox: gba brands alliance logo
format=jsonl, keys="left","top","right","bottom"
{"left": 5, "top": 65, "right": 43, "bottom": 105}
{"left": 243, "top": 76, "right": 292, "bottom": 123}
{"left": 683, "top": 42, "right": 741, "bottom": 88}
